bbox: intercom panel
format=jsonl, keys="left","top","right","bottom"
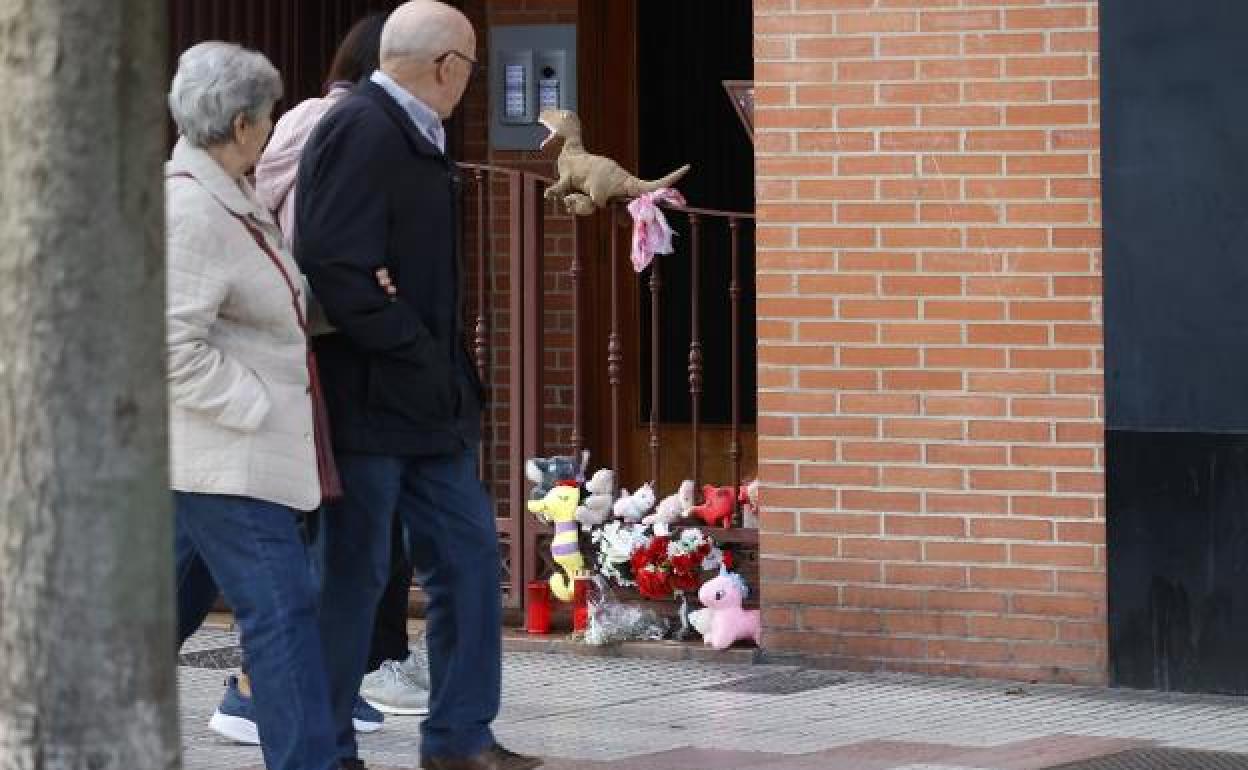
{"left": 489, "top": 25, "right": 577, "bottom": 151}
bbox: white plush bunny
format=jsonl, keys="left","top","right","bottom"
{"left": 613, "top": 481, "right": 656, "bottom": 523}
{"left": 643, "top": 479, "right": 695, "bottom": 536}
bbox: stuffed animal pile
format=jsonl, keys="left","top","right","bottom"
{"left": 522, "top": 453, "right": 763, "bottom": 647}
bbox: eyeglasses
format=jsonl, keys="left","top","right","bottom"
{"left": 435, "top": 50, "right": 481, "bottom": 79}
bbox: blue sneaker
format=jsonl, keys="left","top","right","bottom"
{"left": 352, "top": 696, "right": 384, "bottom": 733}
{"left": 208, "top": 675, "right": 259, "bottom": 745}
{"left": 208, "top": 675, "right": 383, "bottom": 743}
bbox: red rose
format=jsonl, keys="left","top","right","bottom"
{"left": 630, "top": 549, "right": 649, "bottom": 574}
{"left": 646, "top": 536, "right": 670, "bottom": 563}
{"left": 671, "top": 571, "right": 701, "bottom": 593}
{"left": 635, "top": 566, "right": 673, "bottom": 600}
{"left": 669, "top": 551, "right": 698, "bottom": 575}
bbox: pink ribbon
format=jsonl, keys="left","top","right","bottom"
{"left": 627, "top": 188, "right": 686, "bottom": 273}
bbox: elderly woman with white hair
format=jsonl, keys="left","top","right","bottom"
{"left": 166, "top": 41, "right": 338, "bottom": 770}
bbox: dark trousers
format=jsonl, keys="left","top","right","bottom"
{"left": 174, "top": 492, "right": 336, "bottom": 770}
{"left": 368, "top": 510, "right": 414, "bottom": 670}
{"left": 175, "top": 516, "right": 219, "bottom": 645}
{"left": 318, "top": 449, "right": 501, "bottom": 761}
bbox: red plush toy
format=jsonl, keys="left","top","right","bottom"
{"left": 689, "top": 484, "right": 739, "bottom": 528}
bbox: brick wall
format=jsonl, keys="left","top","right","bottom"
{"left": 753, "top": 0, "right": 1105, "bottom": 684}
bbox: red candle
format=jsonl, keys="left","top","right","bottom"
{"left": 526, "top": 580, "right": 551, "bottom": 635}
{"left": 572, "top": 576, "right": 591, "bottom": 632}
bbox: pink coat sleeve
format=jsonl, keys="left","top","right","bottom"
{"left": 255, "top": 92, "right": 343, "bottom": 246}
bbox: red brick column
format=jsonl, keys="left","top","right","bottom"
{"left": 754, "top": 0, "right": 1104, "bottom": 684}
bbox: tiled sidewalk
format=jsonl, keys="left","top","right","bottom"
{"left": 181, "top": 629, "right": 1248, "bottom": 770}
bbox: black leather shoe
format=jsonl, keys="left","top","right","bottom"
{"left": 340, "top": 759, "right": 368, "bottom": 770}
{"left": 420, "top": 743, "right": 543, "bottom": 770}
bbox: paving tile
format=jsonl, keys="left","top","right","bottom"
{"left": 817, "top": 741, "right": 975, "bottom": 763}
{"left": 945, "top": 735, "right": 1152, "bottom": 769}
{"left": 180, "top": 629, "right": 1248, "bottom": 770}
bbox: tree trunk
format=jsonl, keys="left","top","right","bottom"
{"left": 0, "top": 0, "right": 178, "bottom": 767}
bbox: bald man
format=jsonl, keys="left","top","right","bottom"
{"left": 295, "top": 3, "right": 541, "bottom": 769}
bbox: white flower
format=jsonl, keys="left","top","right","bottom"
{"left": 596, "top": 521, "right": 641, "bottom": 564}
{"left": 678, "top": 528, "right": 711, "bottom": 551}
{"left": 594, "top": 521, "right": 647, "bottom": 589}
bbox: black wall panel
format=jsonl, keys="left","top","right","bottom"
{"left": 1103, "top": 0, "right": 1248, "bottom": 693}
{"left": 1102, "top": 0, "right": 1248, "bottom": 433}
{"left": 1107, "top": 431, "right": 1248, "bottom": 693}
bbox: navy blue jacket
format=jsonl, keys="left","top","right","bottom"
{"left": 295, "top": 81, "right": 482, "bottom": 456}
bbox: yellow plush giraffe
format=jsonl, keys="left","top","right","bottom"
{"left": 527, "top": 484, "right": 584, "bottom": 602}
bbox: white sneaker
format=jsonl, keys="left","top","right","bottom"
{"left": 397, "top": 649, "right": 430, "bottom": 690}
{"left": 208, "top": 675, "right": 384, "bottom": 740}
{"left": 208, "top": 675, "right": 259, "bottom": 745}
{"left": 360, "top": 659, "right": 429, "bottom": 715}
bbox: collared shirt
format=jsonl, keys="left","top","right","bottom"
{"left": 370, "top": 70, "right": 446, "bottom": 152}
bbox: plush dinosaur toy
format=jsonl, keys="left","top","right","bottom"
{"left": 527, "top": 484, "right": 585, "bottom": 602}
{"left": 538, "top": 108, "right": 691, "bottom": 215}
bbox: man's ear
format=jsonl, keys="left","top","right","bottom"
{"left": 434, "top": 56, "right": 453, "bottom": 85}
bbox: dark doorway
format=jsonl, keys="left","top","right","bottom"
{"left": 637, "top": 0, "right": 757, "bottom": 426}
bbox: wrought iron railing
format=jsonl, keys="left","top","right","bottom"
{"left": 454, "top": 164, "right": 758, "bottom": 616}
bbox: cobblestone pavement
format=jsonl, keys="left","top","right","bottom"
{"left": 181, "top": 629, "right": 1248, "bottom": 770}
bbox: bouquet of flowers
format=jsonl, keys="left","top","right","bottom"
{"left": 592, "top": 522, "right": 723, "bottom": 600}
{"left": 591, "top": 520, "right": 649, "bottom": 587}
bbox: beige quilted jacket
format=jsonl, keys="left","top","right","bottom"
{"left": 165, "top": 138, "right": 320, "bottom": 511}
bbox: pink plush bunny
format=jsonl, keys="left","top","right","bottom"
{"left": 696, "top": 568, "right": 762, "bottom": 650}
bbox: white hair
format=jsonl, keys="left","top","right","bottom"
{"left": 380, "top": 1, "right": 468, "bottom": 63}
{"left": 168, "top": 42, "right": 282, "bottom": 147}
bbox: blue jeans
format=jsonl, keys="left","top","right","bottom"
{"left": 318, "top": 449, "right": 501, "bottom": 761}
{"left": 176, "top": 512, "right": 322, "bottom": 654}
{"left": 174, "top": 492, "right": 337, "bottom": 770}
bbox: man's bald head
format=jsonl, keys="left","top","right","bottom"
{"left": 380, "top": 0, "right": 474, "bottom": 68}
{"left": 377, "top": 0, "right": 477, "bottom": 119}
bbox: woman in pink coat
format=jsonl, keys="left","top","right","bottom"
{"left": 256, "top": 14, "right": 386, "bottom": 248}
